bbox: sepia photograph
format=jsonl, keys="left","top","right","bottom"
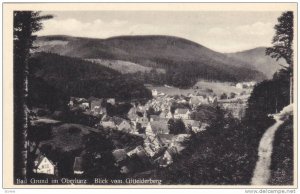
{"left": 2, "top": 2, "right": 297, "bottom": 189}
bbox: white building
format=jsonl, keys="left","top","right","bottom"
{"left": 152, "top": 89, "right": 158, "bottom": 97}
{"left": 33, "top": 155, "right": 56, "bottom": 175}
{"left": 174, "top": 108, "right": 191, "bottom": 120}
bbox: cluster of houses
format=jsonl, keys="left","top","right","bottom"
{"left": 92, "top": 89, "right": 218, "bottom": 171}
{"left": 31, "top": 86, "right": 252, "bottom": 177}
{"left": 235, "top": 81, "right": 256, "bottom": 89}
{"left": 68, "top": 96, "right": 116, "bottom": 115}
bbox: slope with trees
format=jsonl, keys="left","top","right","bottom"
{"left": 35, "top": 35, "right": 266, "bottom": 88}
{"left": 29, "top": 52, "right": 152, "bottom": 101}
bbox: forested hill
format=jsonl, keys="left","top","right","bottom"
{"left": 226, "top": 47, "right": 286, "bottom": 79}
{"left": 29, "top": 52, "right": 152, "bottom": 101}
{"left": 35, "top": 35, "right": 266, "bottom": 86}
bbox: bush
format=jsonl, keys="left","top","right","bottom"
{"left": 68, "top": 126, "right": 81, "bottom": 134}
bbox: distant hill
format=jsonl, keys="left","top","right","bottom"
{"left": 29, "top": 52, "right": 152, "bottom": 100}
{"left": 35, "top": 35, "right": 266, "bottom": 86}
{"left": 226, "top": 47, "right": 286, "bottom": 79}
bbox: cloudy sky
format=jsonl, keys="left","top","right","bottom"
{"left": 37, "top": 11, "right": 282, "bottom": 53}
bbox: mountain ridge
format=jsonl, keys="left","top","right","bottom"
{"left": 226, "top": 47, "right": 285, "bottom": 79}
{"left": 35, "top": 35, "right": 267, "bottom": 85}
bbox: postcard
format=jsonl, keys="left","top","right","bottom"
{"left": 2, "top": 2, "right": 297, "bottom": 189}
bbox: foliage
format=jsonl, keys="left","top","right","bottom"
{"left": 63, "top": 109, "right": 101, "bottom": 127}
{"left": 28, "top": 123, "right": 52, "bottom": 143}
{"left": 269, "top": 117, "right": 293, "bottom": 185}
{"left": 266, "top": 11, "right": 294, "bottom": 103}
{"left": 154, "top": 109, "right": 256, "bottom": 184}
{"left": 36, "top": 35, "right": 266, "bottom": 88}
{"left": 168, "top": 119, "right": 186, "bottom": 135}
{"left": 220, "top": 93, "right": 228, "bottom": 99}
{"left": 82, "top": 132, "right": 120, "bottom": 179}
{"left": 106, "top": 103, "right": 132, "bottom": 118}
{"left": 29, "top": 52, "right": 152, "bottom": 101}
{"left": 229, "top": 92, "right": 236, "bottom": 99}
{"left": 190, "top": 104, "right": 218, "bottom": 123}
{"left": 266, "top": 11, "right": 294, "bottom": 68}
{"left": 28, "top": 76, "right": 69, "bottom": 111}
{"left": 244, "top": 69, "right": 289, "bottom": 120}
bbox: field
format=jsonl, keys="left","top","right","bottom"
{"left": 87, "top": 58, "right": 165, "bottom": 74}
{"left": 146, "top": 80, "right": 252, "bottom": 97}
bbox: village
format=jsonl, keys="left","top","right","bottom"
{"left": 30, "top": 81, "right": 255, "bottom": 179}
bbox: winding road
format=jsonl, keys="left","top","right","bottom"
{"left": 251, "top": 115, "right": 284, "bottom": 185}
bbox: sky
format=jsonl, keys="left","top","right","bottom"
{"left": 37, "top": 11, "right": 282, "bottom": 53}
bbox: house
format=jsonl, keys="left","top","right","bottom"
{"left": 112, "top": 116, "right": 132, "bottom": 132}
{"left": 183, "top": 119, "right": 201, "bottom": 132}
{"left": 136, "top": 114, "right": 149, "bottom": 128}
{"left": 68, "top": 97, "right": 75, "bottom": 107}
{"left": 120, "top": 166, "right": 130, "bottom": 174}
{"left": 89, "top": 98, "right": 104, "bottom": 114}
{"left": 79, "top": 102, "right": 89, "bottom": 110}
{"left": 149, "top": 115, "right": 160, "bottom": 122}
{"left": 100, "top": 115, "right": 116, "bottom": 129}
{"left": 73, "top": 157, "right": 84, "bottom": 175}
{"left": 77, "top": 97, "right": 88, "bottom": 103}
{"left": 128, "top": 106, "right": 138, "bottom": 121}
{"left": 160, "top": 147, "right": 178, "bottom": 167}
{"left": 174, "top": 108, "right": 191, "bottom": 120}
{"left": 236, "top": 83, "right": 244, "bottom": 89}
{"left": 172, "top": 134, "right": 191, "bottom": 152}
{"left": 143, "top": 144, "right": 157, "bottom": 157}
{"left": 155, "top": 134, "right": 175, "bottom": 147}
{"left": 33, "top": 154, "right": 56, "bottom": 175}
{"left": 152, "top": 89, "right": 158, "bottom": 97}
{"left": 127, "top": 146, "right": 143, "bottom": 157}
{"left": 199, "top": 123, "right": 209, "bottom": 132}
{"left": 158, "top": 92, "right": 166, "bottom": 96}
{"left": 159, "top": 109, "right": 173, "bottom": 119}
{"left": 137, "top": 105, "right": 146, "bottom": 112}
{"left": 112, "top": 149, "right": 128, "bottom": 166}
{"left": 127, "top": 145, "right": 149, "bottom": 158}
{"left": 146, "top": 120, "right": 169, "bottom": 138}
{"left": 208, "top": 96, "right": 218, "bottom": 106}
{"left": 189, "top": 96, "right": 210, "bottom": 107}
{"left": 107, "top": 98, "right": 116, "bottom": 105}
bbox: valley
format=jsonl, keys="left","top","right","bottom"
{"left": 26, "top": 34, "right": 291, "bottom": 185}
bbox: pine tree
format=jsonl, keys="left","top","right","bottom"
{"left": 266, "top": 11, "right": 294, "bottom": 103}
{"left": 13, "top": 11, "right": 52, "bottom": 181}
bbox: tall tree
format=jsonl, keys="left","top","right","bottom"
{"left": 266, "top": 11, "right": 294, "bottom": 103}
{"left": 13, "top": 11, "right": 52, "bottom": 181}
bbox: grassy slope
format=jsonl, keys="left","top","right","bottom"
{"left": 269, "top": 117, "right": 293, "bottom": 185}
{"left": 146, "top": 80, "right": 251, "bottom": 96}
{"left": 87, "top": 58, "right": 165, "bottom": 74}
{"left": 40, "top": 123, "right": 98, "bottom": 152}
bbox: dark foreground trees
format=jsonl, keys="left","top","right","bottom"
{"left": 266, "top": 11, "right": 294, "bottom": 103}
{"left": 14, "top": 11, "right": 52, "bottom": 180}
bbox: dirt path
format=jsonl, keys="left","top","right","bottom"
{"left": 251, "top": 115, "right": 284, "bottom": 185}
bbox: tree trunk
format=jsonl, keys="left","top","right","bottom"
{"left": 14, "top": 16, "right": 31, "bottom": 181}
{"left": 21, "top": 59, "right": 29, "bottom": 178}
{"left": 290, "top": 72, "right": 293, "bottom": 104}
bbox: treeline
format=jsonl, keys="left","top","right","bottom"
{"left": 130, "top": 62, "right": 264, "bottom": 88}
{"left": 29, "top": 52, "right": 152, "bottom": 107}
